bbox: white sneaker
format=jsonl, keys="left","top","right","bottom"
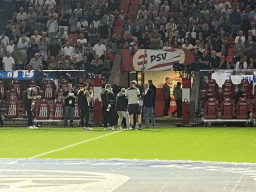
{"left": 111, "top": 126, "right": 115, "bottom": 130}
{"left": 86, "top": 127, "right": 93, "bottom": 130}
{"left": 104, "top": 127, "right": 108, "bottom": 130}
{"left": 117, "top": 127, "right": 122, "bottom": 130}
{"left": 28, "top": 126, "right": 38, "bottom": 129}
{"left": 32, "top": 125, "right": 38, "bottom": 129}
{"left": 82, "top": 127, "right": 86, "bottom": 130}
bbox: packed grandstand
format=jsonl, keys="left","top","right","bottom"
{"left": 0, "top": 0, "right": 256, "bottom": 125}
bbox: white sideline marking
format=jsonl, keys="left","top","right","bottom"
{"left": 29, "top": 131, "right": 122, "bottom": 159}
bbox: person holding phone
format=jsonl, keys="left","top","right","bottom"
{"left": 63, "top": 83, "right": 77, "bottom": 127}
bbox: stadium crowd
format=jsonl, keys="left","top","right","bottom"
{"left": 1, "top": 0, "right": 256, "bottom": 81}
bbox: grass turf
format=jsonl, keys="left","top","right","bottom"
{"left": 1, "top": 127, "right": 256, "bottom": 163}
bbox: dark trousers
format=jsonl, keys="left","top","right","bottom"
{"left": 25, "top": 104, "right": 33, "bottom": 126}
{"left": 102, "top": 108, "right": 113, "bottom": 127}
{"left": 163, "top": 97, "right": 170, "bottom": 116}
{"left": 172, "top": 99, "right": 182, "bottom": 117}
{"left": 80, "top": 106, "right": 90, "bottom": 127}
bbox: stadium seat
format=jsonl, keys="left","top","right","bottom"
{"left": 252, "top": 99, "right": 256, "bottom": 119}
{"left": 52, "top": 99, "right": 64, "bottom": 119}
{"left": 221, "top": 88, "right": 233, "bottom": 103}
{"left": 205, "top": 88, "right": 218, "bottom": 103}
{"left": 10, "top": 80, "right": 22, "bottom": 100}
{"left": 74, "top": 101, "right": 80, "bottom": 119}
{"left": 43, "top": 80, "right": 55, "bottom": 100}
{"left": 6, "top": 88, "right": 19, "bottom": 101}
{"left": 55, "top": 88, "right": 65, "bottom": 100}
{"left": 206, "top": 79, "right": 218, "bottom": 95}
{"left": 29, "top": 80, "right": 37, "bottom": 88}
{"left": 4, "top": 97, "right": 19, "bottom": 118}
{"left": 241, "top": 79, "right": 251, "bottom": 95}
{"left": 222, "top": 79, "right": 234, "bottom": 96}
{"left": 22, "top": 105, "right": 28, "bottom": 118}
{"left": 204, "top": 98, "right": 218, "bottom": 119}
{"left": 59, "top": 80, "right": 68, "bottom": 92}
{"left": 0, "top": 80, "right": 6, "bottom": 99}
{"left": 36, "top": 99, "right": 50, "bottom": 120}
{"left": 74, "top": 80, "right": 84, "bottom": 93}
{"left": 220, "top": 98, "right": 234, "bottom": 119}
{"left": 236, "top": 97, "right": 249, "bottom": 119}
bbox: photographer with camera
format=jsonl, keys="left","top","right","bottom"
{"left": 63, "top": 83, "right": 77, "bottom": 127}
{"left": 24, "top": 86, "right": 41, "bottom": 129}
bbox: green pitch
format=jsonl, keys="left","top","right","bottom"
{"left": 1, "top": 127, "right": 256, "bottom": 163}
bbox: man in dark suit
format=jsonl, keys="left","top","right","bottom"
{"left": 143, "top": 82, "right": 155, "bottom": 128}
{"left": 209, "top": 50, "right": 221, "bottom": 69}
{"left": 162, "top": 77, "right": 171, "bottom": 116}
{"left": 148, "top": 80, "right": 156, "bottom": 109}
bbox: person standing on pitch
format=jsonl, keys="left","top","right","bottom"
{"left": 143, "top": 82, "right": 155, "bottom": 128}
{"left": 100, "top": 84, "right": 115, "bottom": 130}
{"left": 24, "top": 86, "right": 41, "bottom": 129}
{"left": 148, "top": 80, "right": 156, "bottom": 109}
{"left": 115, "top": 88, "right": 130, "bottom": 130}
{"left": 172, "top": 82, "right": 182, "bottom": 118}
{"left": 162, "top": 77, "right": 171, "bottom": 116}
{"left": 63, "top": 83, "right": 77, "bottom": 127}
{"left": 126, "top": 80, "right": 141, "bottom": 130}
{"left": 78, "top": 82, "right": 93, "bottom": 130}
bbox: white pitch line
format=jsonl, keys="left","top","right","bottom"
{"left": 29, "top": 131, "right": 122, "bottom": 159}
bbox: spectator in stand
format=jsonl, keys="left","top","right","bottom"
{"left": 56, "top": 28, "right": 68, "bottom": 43}
{"left": 246, "top": 36, "right": 256, "bottom": 61}
{"left": 249, "top": 5, "right": 256, "bottom": 20}
{"left": 17, "top": 36, "right": 28, "bottom": 58}
{"left": 48, "top": 56, "right": 57, "bottom": 70}
{"left": 211, "top": 34, "right": 223, "bottom": 53}
{"left": 63, "top": 83, "right": 77, "bottom": 127}
{"left": 72, "top": 48, "right": 83, "bottom": 62}
{"left": 69, "top": 13, "right": 78, "bottom": 34}
{"left": 137, "top": 5, "right": 147, "bottom": 19}
{"left": 124, "top": 19, "right": 136, "bottom": 35}
{"left": 93, "top": 39, "right": 106, "bottom": 61}
{"left": 58, "top": 55, "right": 70, "bottom": 70}
{"left": 209, "top": 50, "right": 221, "bottom": 69}
{"left": 98, "top": 20, "right": 111, "bottom": 45}
{"left": 88, "top": 22, "right": 99, "bottom": 46}
{"left": 29, "top": 53, "right": 42, "bottom": 71}
{"left": 12, "top": 46, "right": 24, "bottom": 69}
{"left": 230, "top": 7, "right": 242, "bottom": 33}
{"left": 6, "top": 40, "right": 15, "bottom": 54}
{"left": 148, "top": 80, "right": 156, "bottom": 109}
{"left": 27, "top": 7, "right": 37, "bottom": 28}
{"left": 63, "top": 42, "right": 74, "bottom": 57}
{"left": 150, "top": 28, "right": 162, "bottom": 49}
{"left": 17, "top": 7, "right": 27, "bottom": 22}
{"left": 0, "top": 30, "right": 9, "bottom": 47}
{"left": 27, "top": 38, "right": 39, "bottom": 61}
{"left": 236, "top": 56, "right": 248, "bottom": 69}
{"left": 31, "top": 30, "right": 41, "bottom": 45}
{"left": 138, "top": 31, "right": 150, "bottom": 49}
{"left": 233, "top": 37, "right": 245, "bottom": 62}
{"left": 45, "top": 0, "right": 56, "bottom": 11}
{"left": 38, "top": 37, "right": 48, "bottom": 61}
{"left": 2, "top": 51, "right": 15, "bottom": 71}
{"left": 48, "top": 38, "right": 61, "bottom": 58}
{"left": 46, "top": 15, "right": 58, "bottom": 40}
{"left": 182, "top": 39, "right": 194, "bottom": 49}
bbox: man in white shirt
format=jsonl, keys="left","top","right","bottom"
{"left": 0, "top": 30, "right": 9, "bottom": 46}
{"left": 31, "top": 30, "right": 42, "bottom": 45}
{"left": 235, "top": 30, "right": 245, "bottom": 45}
{"left": 63, "top": 42, "right": 74, "bottom": 57}
{"left": 93, "top": 39, "right": 106, "bottom": 60}
{"left": 45, "top": 0, "right": 56, "bottom": 11}
{"left": 236, "top": 56, "right": 248, "bottom": 69}
{"left": 17, "top": 7, "right": 27, "bottom": 22}
{"left": 46, "top": 16, "right": 59, "bottom": 40}
{"left": 6, "top": 40, "right": 15, "bottom": 54}
{"left": 2, "top": 52, "right": 15, "bottom": 71}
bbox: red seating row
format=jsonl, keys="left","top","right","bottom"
{"left": 4, "top": 98, "right": 81, "bottom": 119}
{"left": 205, "top": 97, "right": 252, "bottom": 119}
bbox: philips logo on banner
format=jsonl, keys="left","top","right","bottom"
{"left": 0, "top": 70, "right": 35, "bottom": 80}
{"left": 242, "top": 75, "right": 254, "bottom": 82}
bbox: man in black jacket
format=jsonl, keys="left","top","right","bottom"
{"left": 148, "top": 80, "right": 156, "bottom": 109}
{"left": 115, "top": 88, "right": 130, "bottom": 130}
{"left": 143, "top": 82, "right": 155, "bottom": 128}
{"left": 78, "top": 82, "right": 93, "bottom": 130}
{"left": 100, "top": 84, "right": 115, "bottom": 130}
